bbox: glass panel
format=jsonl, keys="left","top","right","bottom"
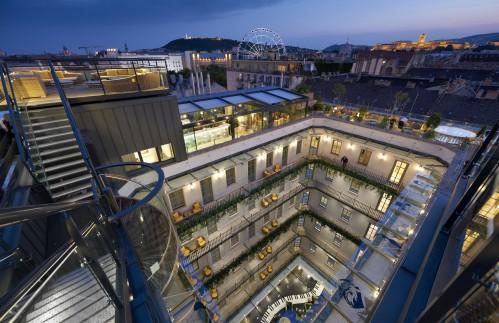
{"left": 331, "top": 139, "right": 342, "bottom": 155}
{"left": 358, "top": 148, "right": 372, "bottom": 165}
{"left": 282, "top": 145, "right": 289, "bottom": 166}
{"left": 183, "top": 127, "right": 197, "bottom": 153}
{"left": 121, "top": 152, "right": 140, "bottom": 171}
{"left": 226, "top": 167, "right": 236, "bottom": 186}
{"left": 159, "top": 143, "right": 175, "bottom": 161}
{"left": 235, "top": 113, "right": 263, "bottom": 138}
{"left": 248, "top": 159, "right": 256, "bottom": 182}
{"left": 193, "top": 121, "right": 232, "bottom": 150}
{"left": 140, "top": 147, "right": 159, "bottom": 163}
{"left": 389, "top": 160, "right": 408, "bottom": 184}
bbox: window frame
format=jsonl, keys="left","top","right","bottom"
{"left": 266, "top": 152, "right": 274, "bottom": 168}
{"left": 248, "top": 159, "right": 256, "bottom": 182}
{"left": 225, "top": 167, "right": 236, "bottom": 187}
{"left": 358, "top": 148, "right": 372, "bottom": 166}
{"left": 330, "top": 139, "right": 342, "bottom": 155}
{"left": 365, "top": 224, "right": 379, "bottom": 241}
{"left": 319, "top": 195, "right": 328, "bottom": 208}
{"left": 169, "top": 189, "right": 185, "bottom": 210}
{"left": 340, "top": 208, "right": 352, "bottom": 223}
{"left": 389, "top": 160, "right": 409, "bottom": 185}
{"left": 296, "top": 139, "right": 302, "bottom": 154}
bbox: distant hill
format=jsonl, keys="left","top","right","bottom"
{"left": 454, "top": 32, "right": 499, "bottom": 45}
{"left": 162, "top": 38, "right": 239, "bottom": 52}
{"left": 323, "top": 43, "right": 369, "bottom": 52}
{"left": 161, "top": 37, "right": 317, "bottom": 53}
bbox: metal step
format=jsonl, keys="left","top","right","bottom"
{"left": 40, "top": 159, "right": 85, "bottom": 173}
{"left": 34, "top": 152, "right": 83, "bottom": 165}
{"left": 32, "top": 125, "right": 71, "bottom": 134}
{"left": 51, "top": 183, "right": 93, "bottom": 199}
{"left": 58, "top": 191, "right": 94, "bottom": 203}
{"left": 27, "top": 106, "right": 64, "bottom": 114}
{"left": 39, "top": 145, "right": 79, "bottom": 157}
{"left": 28, "top": 131, "right": 74, "bottom": 142}
{"left": 49, "top": 174, "right": 93, "bottom": 190}
{"left": 36, "top": 138, "right": 76, "bottom": 149}
{"left": 24, "top": 113, "right": 67, "bottom": 121}
{"left": 30, "top": 118, "right": 69, "bottom": 127}
{"left": 43, "top": 167, "right": 88, "bottom": 182}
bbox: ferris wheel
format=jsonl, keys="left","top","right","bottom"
{"left": 237, "top": 27, "right": 286, "bottom": 60}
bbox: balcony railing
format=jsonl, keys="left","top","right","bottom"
{"left": 1, "top": 58, "right": 169, "bottom": 107}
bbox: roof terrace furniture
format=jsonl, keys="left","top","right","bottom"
{"left": 202, "top": 266, "right": 212, "bottom": 277}
{"left": 191, "top": 201, "right": 203, "bottom": 215}
{"left": 34, "top": 70, "right": 83, "bottom": 84}
{"left": 10, "top": 73, "right": 47, "bottom": 100}
{"left": 181, "top": 245, "right": 191, "bottom": 257}
{"left": 196, "top": 236, "right": 206, "bottom": 248}
{"left": 102, "top": 75, "right": 138, "bottom": 93}
{"left": 172, "top": 211, "right": 184, "bottom": 223}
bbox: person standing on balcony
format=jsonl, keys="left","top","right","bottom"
{"left": 341, "top": 155, "right": 349, "bottom": 169}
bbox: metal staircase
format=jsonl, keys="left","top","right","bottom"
{"left": 20, "top": 105, "right": 94, "bottom": 203}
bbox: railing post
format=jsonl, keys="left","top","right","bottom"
{"left": 0, "top": 66, "right": 27, "bottom": 164}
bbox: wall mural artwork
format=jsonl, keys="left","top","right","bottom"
{"left": 338, "top": 279, "right": 365, "bottom": 309}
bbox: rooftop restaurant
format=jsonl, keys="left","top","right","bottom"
{"left": 0, "top": 57, "right": 169, "bottom": 107}
{"left": 177, "top": 88, "right": 307, "bottom": 153}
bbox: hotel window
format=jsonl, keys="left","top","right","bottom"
{"left": 140, "top": 147, "right": 159, "bottom": 163}
{"left": 319, "top": 195, "right": 328, "bottom": 208}
{"left": 200, "top": 177, "right": 214, "bottom": 204}
{"left": 248, "top": 159, "right": 256, "bottom": 182}
{"left": 277, "top": 205, "right": 283, "bottom": 218}
{"left": 169, "top": 189, "right": 185, "bottom": 210}
{"left": 294, "top": 237, "right": 301, "bottom": 247}
{"left": 340, "top": 208, "right": 352, "bottom": 223}
{"left": 301, "top": 191, "right": 310, "bottom": 205}
{"left": 191, "top": 260, "right": 199, "bottom": 271}
{"left": 226, "top": 204, "right": 237, "bottom": 216}
{"left": 298, "top": 215, "right": 305, "bottom": 226}
{"left": 349, "top": 180, "right": 361, "bottom": 194}
{"left": 333, "top": 232, "right": 343, "bottom": 247}
{"left": 121, "top": 152, "right": 141, "bottom": 171}
{"left": 230, "top": 233, "right": 240, "bottom": 247}
{"left": 296, "top": 139, "right": 302, "bottom": 154}
{"left": 211, "top": 247, "right": 221, "bottom": 263}
{"left": 310, "top": 136, "right": 320, "bottom": 149}
{"left": 326, "top": 256, "right": 336, "bottom": 268}
{"left": 358, "top": 148, "right": 372, "bottom": 166}
{"left": 207, "top": 218, "right": 217, "bottom": 235}
{"left": 159, "top": 143, "right": 175, "bottom": 161}
{"left": 248, "top": 222, "right": 256, "bottom": 238}
{"left": 325, "top": 168, "right": 335, "bottom": 182}
{"left": 226, "top": 167, "right": 236, "bottom": 186}
{"left": 331, "top": 139, "right": 342, "bottom": 155}
{"left": 389, "top": 160, "right": 408, "bottom": 185}
{"left": 310, "top": 243, "right": 317, "bottom": 253}
{"left": 282, "top": 145, "right": 289, "bottom": 166}
{"left": 305, "top": 164, "right": 314, "bottom": 179}
{"left": 266, "top": 152, "right": 274, "bottom": 168}
{"left": 314, "top": 221, "right": 322, "bottom": 231}
{"left": 248, "top": 197, "right": 256, "bottom": 211}
{"left": 377, "top": 193, "right": 393, "bottom": 213}
{"left": 462, "top": 229, "right": 480, "bottom": 252}
{"left": 289, "top": 196, "right": 296, "bottom": 208}
{"left": 365, "top": 224, "right": 379, "bottom": 241}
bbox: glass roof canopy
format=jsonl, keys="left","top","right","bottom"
{"left": 177, "top": 87, "right": 306, "bottom": 112}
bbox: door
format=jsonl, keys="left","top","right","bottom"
{"left": 282, "top": 145, "right": 289, "bottom": 166}
{"left": 309, "top": 136, "right": 320, "bottom": 155}
{"left": 200, "top": 177, "right": 214, "bottom": 204}
{"left": 389, "top": 160, "right": 408, "bottom": 184}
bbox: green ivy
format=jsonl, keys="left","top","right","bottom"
{"left": 176, "top": 158, "right": 397, "bottom": 236}
{"left": 204, "top": 209, "right": 361, "bottom": 288}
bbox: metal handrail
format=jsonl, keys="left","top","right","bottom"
{"left": 0, "top": 200, "right": 93, "bottom": 227}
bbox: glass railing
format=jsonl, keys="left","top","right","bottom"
{"left": 1, "top": 58, "right": 169, "bottom": 107}
{"left": 0, "top": 161, "right": 178, "bottom": 323}
{"left": 96, "top": 162, "right": 179, "bottom": 304}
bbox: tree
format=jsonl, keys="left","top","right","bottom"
{"left": 181, "top": 68, "right": 191, "bottom": 79}
{"left": 393, "top": 91, "right": 410, "bottom": 113}
{"left": 333, "top": 83, "right": 346, "bottom": 104}
{"left": 295, "top": 84, "right": 311, "bottom": 94}
{"left": 425, "top": 113, "right": 441, "bottom": 129}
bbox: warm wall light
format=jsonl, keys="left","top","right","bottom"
{"left": 348, "top": 143, "right": 355, "bottom": 150}
{"left": 258, "top": 153, "right": 266, "bottom": 161}
{"left": 379, "top": 152, "right": 387, "bottom": 160}
{"left": 189, "top": 182, "right": 196, "bottom": 190}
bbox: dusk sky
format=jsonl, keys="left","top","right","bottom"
{"left": 1, "top": 0, "right": 499, "bottom": 54}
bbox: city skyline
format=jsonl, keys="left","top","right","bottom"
{"left": 1, "top": 0, "right": 499, "bottom": 54}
